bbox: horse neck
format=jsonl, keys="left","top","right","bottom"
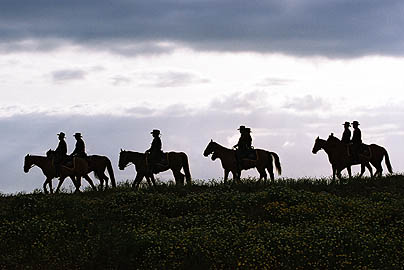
{"left": 321, "top": 139, "right": 340, "bottom": 155}
{"left": 30, "top": 155, "right": 51, "bottom": 169}
{"left": 213, "top": 143, "right": 234, "bottom": 158}
{"left": 125, "top": 151, "right": 145, "bottom": 164}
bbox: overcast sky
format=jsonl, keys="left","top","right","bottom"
{"left": 1, "top": 0, "right": 404, "bottom": 193}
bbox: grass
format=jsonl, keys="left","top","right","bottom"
{"left": 1, "top": 175, "right": 404, "bottom": 269}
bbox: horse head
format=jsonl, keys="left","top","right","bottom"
{"left": 211, "top": 151, "right": 219, "bottom": 161}
{"left": 118, "top": 149, "right": 129, "bottom": 170}
{"left": 203, "top": 139, "right": 215, "bottom": 157}
{"left": 23, "top": 154, "right": 32, "bottom": 173}
{"left": 312, "top": 136, "right": 324, "bottom": 154}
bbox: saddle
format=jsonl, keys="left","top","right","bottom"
{"left": 346, "top": 143, "right": 371, "bottom": 161}
{"left": 240, "top": 149, "right": 258, "bottom": 161}
{"left": 156, "top": 152, "right": 169, "bottom": 166}
{"left": 147, "top": 152, "right": 169, "bottom": 169}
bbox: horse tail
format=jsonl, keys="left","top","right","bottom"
{"left": 382, "top": 147, "right": 393, "bottom": 174}
{"left": 106, "top": 157, "right": 116, "bottom": 187}
{"left": 269, "top": 151, "right": 282, "bottom": 175}
{"left": 181, "top": 152, "right": 192, "bottom": 184}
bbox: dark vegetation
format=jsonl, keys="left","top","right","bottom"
{"left": 1, "top": 175, "right": 404, "bottom": 269}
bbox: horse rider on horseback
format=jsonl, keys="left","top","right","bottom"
{"left": 145, "top": 129, "right": 164, "bottom": 173}
{"left": 341, "top": 121, "right": 351, "bottom": 144}
{"left": 70, "top": 132, "right": 87, "bottom": 158}
{"left": 53, "top": 132, "right": 68, "bottom": 176}
{"left": 233, "top": 126, "right": 253, "bottom": 168}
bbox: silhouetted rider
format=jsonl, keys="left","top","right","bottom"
{"left": 146, "top": 129, "right": 164, "bottom": 172}
{"left": 351, "top": 121, "right": 362, "bottom": 144}
{"left": 233, "top": 126, "right": 252, "bottom": 151}
{"left": 234, "top": 126, "right": 253, "bottom": 168}
{"left": 70, "top": 133, "right": 87, "bottom": 158}
{"left": 54, "top": 132, "right": 67, "bottom": 176}
{"left": 341, "top": 121, "right": 351, "bottom": 144}
{"left": 351, "top": 121, "right": 362, "bottom": 161}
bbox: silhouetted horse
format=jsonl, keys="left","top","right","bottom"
{"left": 23, "top": 154, "right": 96, "bottom": 193}
{"left": 118, "top": 149, "right": 192, "bottom": 189}
{"left": 203, "top": 140, "right": 281, "bottom": 182}
{"left": 47, "top": 150, "right": 116, "bottom": 191}
{"left": 312, "top": 134, "right": 392, "bottom": 181}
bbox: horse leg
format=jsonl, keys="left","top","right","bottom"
{"left": 150, "top": 174, "right": 157, "bottom": 186}
{"left": 332, "top": 165, "right": 336, "bottom": 182}
{"left": 173, "top": 171, "right": 185, "bottom": 186}
{"left": 336, "top": 169, "right": 343, "bottom": 183}
{"left": 267, "top": 166, "right": 275, "bottom": 183}
{"left": 43, "top": 177, "right": 51, "bottom": 194}
{"left": 232, "top": 170, "right": 241, "bottom": 184}
{"left": 365, "top": 163, "right": 373, "bottom": 178}
{"left": 347, "top": 166, "right": 352, "bottom": 179}
{"left": 55, "top": 177, "right": 66, "bottom": 193}
{"left": 358, "top": 164, "right": 365, "bottom": 178}
{"left": 49, "top": 179, "right": 54, "bottom": 194}
{"left": 258, "top": 168, "right": 267, "bottom": 183}
{"left": 224, "top": 169, "right": 229, "bottom": 183}
{"left": 132, "top": 173, "right": 144, "bottom": 189}
{"left": 375, "top": 163, "right": 383, "bottom": 178}
{"left": 145, "top": 175, "right": 153, "bottom": 187}
{"left": 83, "top": 175, "right": 97, "bottom": 191}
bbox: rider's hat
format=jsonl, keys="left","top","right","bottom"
{"left": 351, "top": 121, "right": 360, "bottom": 126}
{"left": 237, "top": 125, "right": 246, "bottom": 131}
{"left": 343, "top": 122, "right": 351, "bottom": 127}
{"left": 151, "top": 129, "right": 160, "bottom": 135}
{"left": 57, "top": 132, "right": 65, "bottom": 138}
{"left": 73, "top": 132, "right": 82, "bottom": 138}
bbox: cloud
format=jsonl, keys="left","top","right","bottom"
{"left": 0, "top": 1, "right": 403, "bottom": 57}
{"left": 257, "top": 77, "right": 295, "bottom": 87}
{"left": 283, "top": 95, "right": 330, "bottom": 111}
{"left": 51, "top": 69, "right": 86, "bottom": 82}
{"left": 111, "top": 76, "right": 131, "bottom": 86}
{"left": 136, "top": 71, "right": 210, "bottom": 88}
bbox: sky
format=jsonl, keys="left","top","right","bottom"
{"left": 1, "top": 0, "right": 404, "bottom": 193}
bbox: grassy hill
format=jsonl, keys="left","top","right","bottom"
{"left": 1, "top": 176, "right": 404, "bottom": 269}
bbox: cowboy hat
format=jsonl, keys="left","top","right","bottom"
{"left": 73, "top": 132, "right": 82, "bottom": 137}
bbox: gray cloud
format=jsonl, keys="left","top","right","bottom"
{"left": 257, "top": 77, "right": 295, "bottom": 87}
{"left": 51, "top": 69, "right": 87, "bottom": 82}
{"left": 0, "top": 1, "right": 403, "bottom": 57}
{"left": 2, "top": 95, "right": 404, "bottom": 194}
{"left": 136, "top": 71, "right": 210, "bottom": 88}
{"left": 111, "top": 76, "right": 131, "bottom": 86}
{"left": 283, "top": 95, "right": 330, "bottom": 111}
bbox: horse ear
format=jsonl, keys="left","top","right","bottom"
{"left": 316, "top": 136, "right": 319, "bottom": 140}
{"left": 211, "top": 139, "right": 213, "bottom": 142}
{"left": 120, "top": 148, "right": 122, "bottom": 152}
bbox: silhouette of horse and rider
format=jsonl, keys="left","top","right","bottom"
{"left": 204, "top": 126, "right": 282, "bottom": 182}
{"left": 24, "top": 132, "right": 115, "bottom": 193}
{"left": 119, "top": 129, "right": 192, "bottom": 189}
{"left": 312, "top": 121, "right": 392, "bottom": 181}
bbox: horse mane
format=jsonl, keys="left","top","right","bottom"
{"left": 327, "top": 133, "right": 342, "bottom": 144}
{"left": 211, "top": 141, "right": 232, "bottom": 151}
